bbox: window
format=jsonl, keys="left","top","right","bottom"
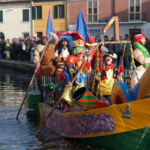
{"left": 23, "top": 9, "right": 29, "bottom": 22}
{"left": 23, "top": 33, "right": 29, "bottom": 39}
{"left": 32, "top": 6, "right": 42, "bottom": 20}
{"left": 54, "top": 5, "right": 65, "bottom": 19}
{"left": 129, "top": 0, "right": 141, "bottom": 21}
{"left": 88, "top": 1, "right": 98, "bottom": 22}
{"left": 37, "top": 32, "right": 43, "bottom": 39}
{"left": 0, "top": 11, "right": 3, "bottom": 22}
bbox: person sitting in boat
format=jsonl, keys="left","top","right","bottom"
{"left": 98, "top": 50, "right": 124, "bottom": 104}
{"left": 62, "top": 39, "right": 92, "bottom": 108}
{"left": 131, "top": 34, "right": 150, "bottom": 88}
{"left": 54, "top": 38, "right": 72, "bottom": 79}
{"left": 34, "top": 32, "right": 59, "bottom": 77}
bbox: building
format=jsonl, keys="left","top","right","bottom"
{"left": 69, "top": 0, "right": 150, "bottom": 40}
{"left": 0, "top": 0, "right": 32, "bottom": 40}
{"left": 32, "top": 0, "right": 69, "bottom": 38}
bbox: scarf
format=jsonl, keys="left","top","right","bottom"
{"left": 133, "top": 42, "right": 150, "bottom": 68}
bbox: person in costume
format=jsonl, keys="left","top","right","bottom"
{"left": 34, "top": 32, "right": 59, "bottom": 77}
{"left": 98, "top": 50, "right": 124, "bottom": 104}
{"left": 86, "top": 37, "right": 97, "bottom": 86}
{"left": 55, "top": 38, "right": 72, "bottom": 79}
{"left": 62, "top": 39, "right": 92, "bottom": 107}
{"left": 131, "top": 34, "right": 150, "bottom": 88}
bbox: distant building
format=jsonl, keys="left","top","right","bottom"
{"left": 32, "top": 0, "right": 69, "bottom": 38}
{"left": 0, "top": 0, "right": 32, "bottom": 40}
{"left": 69, "top": 0, "right": 150, "bottom": 40}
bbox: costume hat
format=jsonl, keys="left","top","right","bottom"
{"left": 134, "top": 34, "right": 146, "bottom": 43}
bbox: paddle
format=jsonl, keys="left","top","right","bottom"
{"left": 35, "top": 44, "right": 99, "bottom": 136}
{"left": 16, "top": 36, "right": 51, "bottom": 120}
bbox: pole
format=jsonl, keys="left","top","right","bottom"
{"left": 35, "top": 44, "right": 99, "bottom": 136}
{"left": 16, "top": 36, "right": 51, "bottom": 120}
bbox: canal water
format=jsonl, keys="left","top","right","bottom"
{"left": 0, "top": 67, "right": 100, "bottom": 150}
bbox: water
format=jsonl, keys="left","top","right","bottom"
{"left": 0, "top": 67, "right": 99, "bottom": 150}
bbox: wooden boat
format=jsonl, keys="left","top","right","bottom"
{"left": 39, "top": 98, "right": 150, "bottom": 150}
{"left": 38, "top": 65, "right": 150, "bottom": 150}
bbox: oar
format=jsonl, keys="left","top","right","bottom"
{"left": 16, "top": 36, "right": 51, "bottom": 120}
{"left": 35, "top": 44, "right": 99, "bottom": 136}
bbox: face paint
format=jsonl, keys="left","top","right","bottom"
{"left": 106, "top": 56, "right": 113, "bottom": 65}
{"left": 76, "top": 51, "right": 83, "bottom": 57}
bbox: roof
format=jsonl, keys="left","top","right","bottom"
{"left": 0, "top": 0, "right": 30, "bottom": 4}
{"left": 32, "top": 0, "right": 66, "bottom": 2}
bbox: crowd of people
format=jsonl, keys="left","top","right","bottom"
{"left": 0, "top": 36, "right": 41, "bottom": 62}
{"left": 0, "top": 34, "right": 150, "bottom": 70}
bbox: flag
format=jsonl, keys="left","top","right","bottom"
{"left": 46, "top": 10, "right": 56, "bottom": 35}
{"left": 76, "top": 8, "right": 90, "bottom": 43}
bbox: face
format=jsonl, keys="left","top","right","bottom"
{"left": 106, "top": 56, "right": 113, "bottom": 65}
{"left": 104, "top": 37, "right": 108, "bottom": 41}
{"left": 120, "top": 36, "right": 123, "bottom": 40}
{"left": 140, "top": 37, "right": 146, "bottom": 46}
{"left": 42, "top": 38, "right": 48, "bottom": 44}
{"left": 62, "top": 40, "right": 68, "bottom": 48}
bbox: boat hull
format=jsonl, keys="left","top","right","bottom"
{"left": 39, "top": 98, "right": 150, "bottom": 149}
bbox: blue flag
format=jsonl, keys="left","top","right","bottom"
{"left": 46, "top": 10, "right": 56, "bottom": 35}
{"left": 76, "top": 8, "right": 90, "bottom": 43}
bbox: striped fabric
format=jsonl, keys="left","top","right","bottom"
{"left": 76, "top": 89, "right": 98, "bottom": 111}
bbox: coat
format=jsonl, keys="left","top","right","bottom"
{"left": 34, "top": 33, "right": 59, "bottom": 77}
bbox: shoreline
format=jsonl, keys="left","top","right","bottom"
{"left": 0, "top": 59, "right": 35, "bottom": 73}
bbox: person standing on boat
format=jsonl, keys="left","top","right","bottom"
{"left": 54, "top": 38, "right": 72, "bottom": 79}
{"left": 62, "top": 39, "right": 92, "bottom": 106}
{"left": 34, "top": 32, "right": 59, "bottom": 77}
{"left": 98, "top": 50, "right": 124, "bottom": 104}
{"left": 131, "top": 34, "right": 150, "bottom": 88}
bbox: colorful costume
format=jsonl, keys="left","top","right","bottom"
{"left": 55, "top": 38, "right": 71, "bottom": 79}
{"left": 63, "top": 39, "right": 91, "bottom": 105}
{"left": 98, "top": 51, "right": 123, "bottom": 104}
{"left": 34, "top": 33, "right": 59, "bottom": 77}
{"left": 131, "top": 34, "right": 150, "bottom": 88}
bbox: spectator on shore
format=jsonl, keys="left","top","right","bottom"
{"left": 95, "top": 35, "right": 101, "bottom": 43}
{"left": 124, "top": 34, "right": 130, "bottom": 69}
{"left": 14, "top": 39, "right": 21, "bottom": 60}
{"left": 111, "top": 37, "right": 115, "bottom": 53}
{"left": 0, "top": 39, "right": 5, "bottom": 58}
{"left": 104, "top": 35, "right": 112, "bottom": 50}
{"left": 117, "top": 36, "right": 124, "bottom": 66}
{"left": 25, "top": 35, "right": 31, "bottom": 62}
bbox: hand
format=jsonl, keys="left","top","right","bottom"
{"left": 67, "top": 82, "right": 72, "bottom": 87}
{"left": 49, "top": 32, "right": 54, "bottom": 36}
{"left": 59, "top": 54, "right": 63, "bottom": 58}
{"left": 87, "top": 56, "right": 92, "bottom": 62}
{"left": 36, "top": 63, "right": 40, "bottom": 68}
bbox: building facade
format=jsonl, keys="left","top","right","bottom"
{"left": 32, "top": 0, "right": 69, "bottom": 38}
{"left": 0, "top": 0, "right": 32, "bottom": 40}
{"left": 69, "top": 0, "right": 150, "bottom": 40}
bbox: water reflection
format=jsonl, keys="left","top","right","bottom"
{"left": 0, "top": 67, "right": 100, "bottom": 150}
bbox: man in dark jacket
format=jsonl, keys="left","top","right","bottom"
{"left": 25, "top": 35, "right": 31, "bottom": 62}
{"left": 124, "top": 34, "right": 130, "bottom": 69}
{"left": 0, "top": 39, "right": 5, "bottom": 58}
{"left": 104, "top": 35, "right": 112, "bottom": 50}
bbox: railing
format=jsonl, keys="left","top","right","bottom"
{"left": 69, "top": 12, "right": 147, "bottom": 25}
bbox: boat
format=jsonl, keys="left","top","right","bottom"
{"left": 37, "top": 62, "right": 150, "bottom": 150}
{"left": 28, "top": 16, "right": 150, "bottom": 149}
